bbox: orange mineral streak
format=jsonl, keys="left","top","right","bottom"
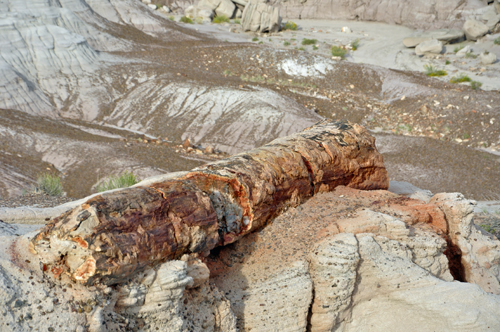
{"left": 74, "top": 257, "right": 97, "bottom": 281}
{"left": 71, "top": 236, "right": 89, "bottom": 249}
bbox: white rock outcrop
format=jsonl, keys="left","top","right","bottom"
{"left": 241, "top": 0, "right": 282, "bottom": 33}
{"left": 480, "top": 51, "right": 498, "bottom": 64}
{"left": 415, "top": 39, "right": 443, "bottom": 55}
{"left": 464, "top": 18, "right": 490, "bottom": 40}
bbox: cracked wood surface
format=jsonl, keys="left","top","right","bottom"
{"left": 30, "top": 119, "right": 388, "bottom": 285}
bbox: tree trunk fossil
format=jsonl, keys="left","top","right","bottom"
{"left": 30, "top": 119, "right": 388, "bottom": 285}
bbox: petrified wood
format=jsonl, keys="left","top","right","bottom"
{"left": 30, "top": 119, "right": 388, "bottom": 285}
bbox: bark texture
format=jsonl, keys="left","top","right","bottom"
{"left": 30, "top": 119, "right": 388, "bottom": 285}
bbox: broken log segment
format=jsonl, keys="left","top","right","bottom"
{"left": 30, "top": 119, "right": 388, "bottom": 285}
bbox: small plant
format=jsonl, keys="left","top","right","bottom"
{"left": 331, "top": 46, "right": 347, "bottom": 59}
{"left": 283, "top": 21, "right": 297, "bottom": 31}
{"left": 465, "top": 52, "right": 477, "bottom": 59}
{"left": 462, "top": 133, "right": 471, "bottom": 140}
{"left": 233, "top": 18, "right": 241, "bottom": 24}
{"left": 223, "top": 69, "right": 232, "bottom": 76}
{"left": 168, "top": 16, "right": 175, "bottom": 21}
{"left": 291, "top": 38, "right": 296, "bottom": 41}
{"left": 351, "top": 38, "right": 360, "bottom": 51}
{"left": 258, "top": 41, "right": 263, "bottom": 44}
{"left": 445, "top": 60, "right": 450, "bottom": 65}
{"left": 97, "top": 171, "right": 138, "bottom": 192}
{"left": 495, "top": 37, "right": 500, "bottom": 45}
{"left": 450, "top": 73, "right": 471, "bottom": 83}
{"left": 298, "top": 47, "right": 305, "bottom": 51}
{"left": 213, "top": 15, "right": 230, "bottom": 23}
{"left": 312, "top": 45, "right": 318, "bottom": 51}
{"left": 180, "top": 16, "right": 194, "bottom": 24}
{"left": 36, "top": 173, "right": 63, "bottom": 196}
{"left": 284, "top": 41, "right": 291, "bottom": 46}
{"left": 252, "top": 37, "right": 259, "bottom": 42}
{"left": 453, "top": 44, "right": 464, "bottom": 53}
{"left": 301, "top": 38, "right": 317, "bottom": 45}
{"left": 155, "top": 4, "right": 162, "bottom": 9}
{"left": 195, "top": 16, "right": 203, "bottom": 24}
{"left": 423, "top": 64, "right": 447, "bottom": 76}
{"left": 480, "top": 224, "right": 493, "bottom": 233}
{"left": 470, "top": 81, "right": 483, "bottom": 90}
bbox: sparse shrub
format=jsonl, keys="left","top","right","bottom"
{"left": 453, "top": 44, "right": 464, "bottom": 53}
{"left": 283, "top": 21, "right": 297, "bottom": 31}
{"left": 302, "top": 38, "right": 317, "bottom": 45}
{"left": 312, "top": 45, "right": 318, "bottom": 50}
{"left": 450, "top": 73, "right": 471, "bottom": 83}
{"left": 258, "top": 41, "right": 263, "bottom": 44}
{"left": 351, "top": 38, "right": 360, "bottom": 51}
{"left": 445, "top": 60, "right": 450, "bottom": 65}
{"left": 423, "top": 64, "right": 447, "bottom": 76}
{"left": 233, "top": 18, "right": 241, "bottom": 24}
{"left": 36, "top": 173, "right": 63, "bottom": 196}
{"left": 180, "top": 16, "right": 194, "bottom": 24}
{"left": 331, "top": 46, "right": 347, "bottom": 58}
{"left": 252, "top": 37, "right": 259, "bottom": 42}
{"left": 195, "top": 16, "right": 203, "bottom": 24}
{"left": 155, "top": 4, "right": 162, "bottom": 9}
{"left": 495, "top": 37, "right": 500, "bottom": 45}
{"left": 213, "top": 15, "right": 230, "bottom": 23}
{"left": 465, "top": 52, "right": 477, "bottom": 59}
{"left": 168, "top": 16, "right": 175, "bottom": 21}
{"left": 284, "top": 41, "right": 290, "bottom": 46}
{"left": 298, "top": 47, "right": 305, "bottom": 51}
{"left": 470, "top": 80, "right": 483, "bottom": 90}
{"left": 97, "top": 172, "right": 138, "bottom": 192}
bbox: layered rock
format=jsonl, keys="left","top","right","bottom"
{"left": 241, "top": 0, "right": 282, "bottom": 33}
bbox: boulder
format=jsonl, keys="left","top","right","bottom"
{"left": 456, "top": 45, "right": 473, "bottom": 57}
{"left": 215, "top": 0, "right": 236, "bottom": 18}
{"left": 464, "top": 19, "right": 490, "bottom": 40}
{"left": 403, "top": 29, "right": 465, "bottom": 47}
{"left": 241, "top": 0, "right": 282, "bottom": 32}
{"left": 415, "top": 39, "right": 443, "bottom": 55}
{"left": 480, "top": 51, "right": 497, "bottom": 64}
{"left": 147, "top": 4, "right": 157, "bottom": 10}
{"left": 185, "top": 5, "right": 215, "bottom": 21}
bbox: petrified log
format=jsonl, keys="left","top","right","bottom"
{"left": 30, "top": 120, "right": 388, "bottom": 285}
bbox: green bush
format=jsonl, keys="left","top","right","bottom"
{"left": 450, "top": 73, "right": 471, "bottom": 83}
{"left": 97, "top": 172, "right": 138, "bottom": 192}
{"left": 283, "top": 21, "right": 297, "bottom": 31}
{"left": 331, "top": 46, "right": 347, "bottom": 59}
{"left": 301, "top": 38, "right": 317, "bottom": 45}
{"left": 298, "top": 47, "right": 305, "bottom": 51}
{"left": 312, "top": 45, "right": 318, "bottom": 51}
{"left": 252, "top": 37, "right": 259, "bottom": 42}
{"left": 351, "top": 38, "right": 360, "bottom": 51}
{"left": 465, "top": 52, "right": 477, "bottom": 59}
{"left": 213, "top": 15, "right": 230, "bottom": 23}
{"left": 168, "top": 16, "right": 175, "bottom": 21}
{"left": 470, "top": 81, "right": 483, "bottom": 90}
{"left": 180, "top": 16, "right": 194, "bottom": 24}
{"left": 495, "top": 37, "right": 500, "bottom": 45}
{"left": 36, "top": 173, "right": 63, "bottom": 196}
{"left": 445, "top": 60, "right": 450, "bottom": 65}
{"left": 233, "top": 19, "right": 241, "bottom": 24}
{"left": 284, "top": 41, "right": 290, "bottom": 46}
{"left": 423, "top": 64, "right": 447, "bottom": 77}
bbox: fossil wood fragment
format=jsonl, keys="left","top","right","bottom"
{"left": 30, "top": 119, "right": 388, "bottom": 285}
